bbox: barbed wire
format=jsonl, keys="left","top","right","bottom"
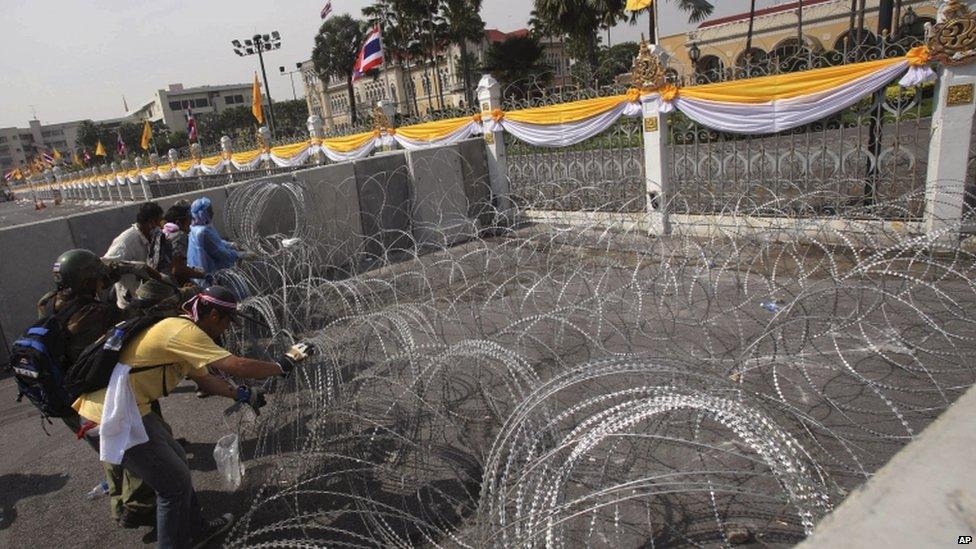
{"left": 202, "top": 152, "right": 976, "bottom": 547}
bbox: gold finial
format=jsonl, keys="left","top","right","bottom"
{"left": 631, "top": 39, "right": 667, "bottom": 92}
{"left": 928, "top": 0, "right": 976, "bottom": 66}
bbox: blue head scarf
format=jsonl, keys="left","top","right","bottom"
{"left": 190, "top": 197, "right": 212, "bottom": 226}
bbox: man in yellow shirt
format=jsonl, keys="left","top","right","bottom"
{"left": 73, "top": 285, "right": 312, "bottom": 549}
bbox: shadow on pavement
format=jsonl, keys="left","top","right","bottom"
{"left": 0, "top": 473, "right": 70, "bottom": 530}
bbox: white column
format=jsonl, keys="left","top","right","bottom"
{"left": 306, "top": 117, "right": 325, "bottom": 165}
{"left": 924, "top": 62, "right": 976, "bottom": 239}
{"left": 477, "top": 74, "right": 512, "bottom": 224}
{"left": 642, "top": 97, "right": 670, "bottom": 235}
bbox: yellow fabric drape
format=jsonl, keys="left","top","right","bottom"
{"left": 270, "top": 140, "right": 312, "bottom": 159}
{"left": 322, "top": 131, "right": 375, "bottom": 152}
{"left": 200, "top": 154, "right": 224, "bottom": 168}
{"left": 231, "top": 149, "right": 263, "bottom": 164}
{"left": 625, "top": 0, "right": 652, "bottom": 11}
{"left": 679, "top": 56, "right": 905, "bottom": 104}
{"left": 504, "top": 94, "right": 630, "bottom": 125}
{"left": 396, "top": 116, "right": 472, "bottom": 141}
{"left": 176, "top": 160, "right": 195, "bottom": 171}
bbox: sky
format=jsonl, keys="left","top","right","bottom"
{"left": 0, "top": 0, "right": 782, "bottom": 128}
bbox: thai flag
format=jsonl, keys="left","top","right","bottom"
{"left": 41, "top": 149, "right": 54, "bottom": 164}
{"left": 83, "top": 148, "right": 92, "bottom": 163}
{"left": 186, "top": 107, "right": 198, "bottom": 142}
{"left": 3, "top": 169, "right": 14, "bottom": 181}
{"left": 353, "top": 26, "right": 383, "bottom": 81}
{"left": 116, "top": 131, "right": 127, "bottom": 156}
{"left": 320, "top": 0, "right": 332, "bottom": 19}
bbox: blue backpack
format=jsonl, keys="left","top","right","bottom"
{"left": 7, "top": 303, "right": 81, "bottom": 419}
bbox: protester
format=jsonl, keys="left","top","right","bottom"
{"left": 36, "top": 249, "right": 162, "bottom": 528}
{"left": 162, "top": 201, "right": 206, "bottom": 287}
{"left": 104, "top": 202, "right": 165, "bottom": 309}
{"left": 186, "top": 197, "right": 249, "bottom": 285}
{"left": 72, "top": 285, "right": 314, "bottom": 548}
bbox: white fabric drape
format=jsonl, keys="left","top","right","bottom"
{"left": 317, "top": 139, "right": 377, "bottom": 163}
{"left": 498, "top": 101, "right": 642, "bottom": 147}
{"left": 671, "top": 60, "right": 909, "bottom": 134}
{"left": 270, "top": 147, "right": 313, "bottom": 167}
{"left": 231, "top": 154, "right": 266, "bottom": 171}
{"left": 200, "top": 160, "right": 229, "bottom": 175}
{"left": 393, "top": 121, "right": 482, "bottom": 150}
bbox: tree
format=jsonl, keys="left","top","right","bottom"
{"left": 440, "top": 0, "right": 485, "bottom": 108}
{"left": 595, "top": 41, "right": 639, "bottom": 85}
{"left": 533, "top": 0, "right": 715, "bottom": 68}
{"left": 482, "top": 35, "right": 550, "bottom": 98}
{"left": 313, "top": 15, "right": 366, "bottom": 124}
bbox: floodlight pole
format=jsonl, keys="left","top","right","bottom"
{"left": 254, "top": 36, "right": 278, "bottom": 138}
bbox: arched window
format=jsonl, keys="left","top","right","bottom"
{"left": 833, "top": 29, "right": 878, "bottom": 52}
{"left": 735, "top": 47, "right": 768, "bottom": 68}
{"left": 694, "top": 55, "right": 724, "bottom": 84}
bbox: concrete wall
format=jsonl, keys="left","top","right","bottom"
{"left": 0, "top": 141, "right": 490, "bottom": 358}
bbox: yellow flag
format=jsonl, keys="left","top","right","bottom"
{"left": 625, "top": 0, "right": 652, "bottom": 11}
{"left": 53, "top": 148, "right": 62, "bottom": 160}
{"left": 251, "top": 72, "right": 264, "bottom": 124}
{"left": 72, "top": 152, "right": 82, "bottom": 166}
{"left": 95, "top": 140, "right": 106, "bottom": 156}
{"left": 140, "top": 120, "right": 152, "bottom": 151}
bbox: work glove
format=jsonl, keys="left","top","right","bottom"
{"left": 277, "top": 341, "right": 315, "bottom": 377}
{"left": 234, "top": 385, "right": 267, "bottom": 415}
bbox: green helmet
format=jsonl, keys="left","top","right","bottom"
{"left": 53, "top": 249, "right": 109, "bottom": 290}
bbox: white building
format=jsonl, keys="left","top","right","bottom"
{"left": 127, "top": 82, "right": 260, "bottom": 134}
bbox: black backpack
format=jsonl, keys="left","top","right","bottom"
{"left": 7, "top": 302, "right": 84, "bottom": 418}
{"left": 64, "top": 313, "right": 168, "bottom": 399}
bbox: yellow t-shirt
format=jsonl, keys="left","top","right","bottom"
{"left": 73, "top": 317, "right": 231, "bottom": 421}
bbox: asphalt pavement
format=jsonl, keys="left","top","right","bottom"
{"left": 0, "top": 199, "right": 110, "bottom": 229}
{"left": 0, "top": 374, "right": 260, "bottom": 548}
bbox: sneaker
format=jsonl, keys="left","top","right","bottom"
{"left": 117, "top": 509, "right": 155, "bottom": 529}
{"left": 192, "top": 512, "right": 234, "bottom": 549}
{"left": 195, "top": 391, "right": 210, "bottom": 399}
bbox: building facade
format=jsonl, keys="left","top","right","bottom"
{"left": 127, "top": 82, "right": 260, "bottom": 133}
{"left": 0, "top": 119, "right": 87, "bottom": 172}
{"left": 301, "top": 28, "right": 571, "bottom": 131}
{"left": 659, "top": 0, "right": 937, "bottom": 81}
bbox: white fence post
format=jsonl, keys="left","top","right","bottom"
{"left": 642, "top": 97, "right": 670, "bottom": 235}
{"left": 924, "top": 61, "right": 976, "bottom": 239}
{"left": 477, "top": 74, "right": 512, "bottom": 225}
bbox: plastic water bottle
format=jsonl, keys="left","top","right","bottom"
{"left": 103, "top": 327, "right": 124, "bottom": 351}
{"left": 86, "top": 481, "right": 109, "bottom": 500}
{"left": 760, "top": 300, "right": 785, "bottom": 313}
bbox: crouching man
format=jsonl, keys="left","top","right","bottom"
{"left": 72, "top": 286, "right": 313, "bottom": 548}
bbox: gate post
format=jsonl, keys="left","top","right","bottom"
{"left": 923, "top": 3, "right": 976, "bottom": 241}
{"left": 924, "top": 62, "right": 976, "bottom": 240}
{"left": 642, "top": 97, "right": 670, "bottom": 235}
{"left": 477, "top": 74, "right": 513, "bottom": 225}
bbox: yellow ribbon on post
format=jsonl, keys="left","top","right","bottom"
{"left": 906, "top": 45, "right": 931, "bottom": 66}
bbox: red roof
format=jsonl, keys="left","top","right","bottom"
{"left": 485, "top": 28, "right": 529, "bottom": 43}
{"left": 699, "top": 0, "right": 833, "bottom": 29}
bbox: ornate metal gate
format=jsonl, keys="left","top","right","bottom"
{"left": 504, "top": 82, "right": 645, "bottom": 213}
{"left": 668, "top": 37, "right": 931, "bottom": 219}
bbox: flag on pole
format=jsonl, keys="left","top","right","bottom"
{"left": 116, "top": 131, "right": 127, "bottom": 156}
{"left": 624, "top": 0, "right": 652, "bottom": 11}
{"left": 251, "top": 73, "right": 264, "bottom": 124}
{"left": 3, "top": 169, "right": 15, "bottom": 181}
{"left": 72, "top": 151, "right": 83, "bottom": 167}
{"left": 140, "top": 120, "right": 152, "bottom": 150}
{"left": 186, "top": 108, "right": 198, "bottom": 142}
{"left": 353, "top": 26, "right": 383, "bottom": 81}
{"left": 40, "top": 149, "right": 54, "bottom": 165}
{"left": 52, "top": 148, "right": 62, "bottom": 161}
{"left": 83, "top": 148, "right": 92, "bottom": 163}
{"left": 95, "top": 141, "right": 106, "bottom": 157}
{"left": 320, "top": 0, "right": 333, "bottom": 19}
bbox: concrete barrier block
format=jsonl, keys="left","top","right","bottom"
{"left": 294, "top": 163, "right": 363, "bottom": 271}
{"left": 0, "top": 218, "right": 77, "bottom": 354}
{"left": 66, "top": 203, "right": 142, "bottom": 255}
{"left": 405, "top": 144, "right": 477, "bottom": 248}
{"left": 353, "top": 153, "right": 412, "bottom": 262}
{"left": 457, "top": 138, "right": 492, "bottom": 228}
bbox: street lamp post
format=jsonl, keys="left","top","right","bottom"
{"left": 232, "top": 31, "right": 281, "bottom": 137}
{"left": 280, "top": 62, "right": 303, "bottom": 101}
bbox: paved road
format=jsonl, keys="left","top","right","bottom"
{"left": 0, "top": 200, "right": 111, "bottom": 229}
{"left": 0, "top": 374, "right": 260, "bottom": 548}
